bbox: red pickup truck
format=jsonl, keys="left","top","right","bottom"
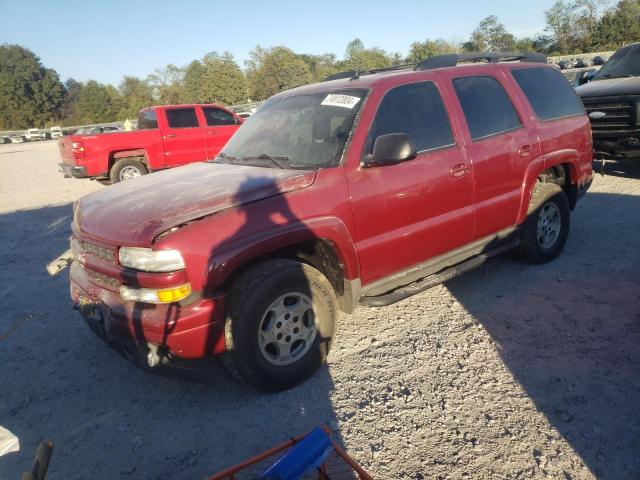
{"left": 68, "top": 53, "right": 593, "bottom": 391}
{"left": 58, "top": 104, "right": 243, "bottom": 183}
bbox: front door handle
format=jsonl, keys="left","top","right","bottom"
{"left": 164, "top": 134, "right": 177, "bottom": 139}
{"left": 519, "top": 144, "right": 533, "bottom": 157}
{"left": 450, "top": 163, "right": 470, "bottom": 178}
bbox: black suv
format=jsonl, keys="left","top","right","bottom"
{"left": 576, "top": 43, "right": 640, "bottom": 158}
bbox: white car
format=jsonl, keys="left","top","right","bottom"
{"left": 24, "top": 128, "right": 46, "bottom": 141}
{"left": 10, "top": 135, "right": 25, "bottom": 144}
{"left": 50, "top": 126, "right": 63, "bottom": 139}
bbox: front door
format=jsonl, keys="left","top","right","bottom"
{"left": 162, "top": 106, "right": 207, "bottom": 167}
{"left": 201, "top": 106, "right": 241, "bottom": 159}
{"left": 347, "top": 81, "right": 476, "bottom": 286}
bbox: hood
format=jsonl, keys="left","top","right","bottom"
{"left": 77, "top": 162, "right": 316, "bottom": 246}
{"left": 576, "top": 76, "right": 640, "bottom": 98}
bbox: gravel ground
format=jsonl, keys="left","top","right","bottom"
{"left": 0, "top": 141, "right": 639, "bottom": 479}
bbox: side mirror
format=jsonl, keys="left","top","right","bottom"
{"left": 362, "top": 133, "right": 417, "bottom": 167}
{"left": 577, "top": 69, "right": 595, "bottom": 86}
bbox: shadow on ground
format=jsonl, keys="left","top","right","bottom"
{"left": 0, "top": 202, "right": 341, "bottom": 479}
{"left": 446, "top": 191, "right": 640, "bottom": 480}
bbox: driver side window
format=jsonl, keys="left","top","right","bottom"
{"left": 366, "top": 81, "right": 454, "bottom": 154}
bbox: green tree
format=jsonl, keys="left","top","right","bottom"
{"left": 545, "top": 1, "right": 578, "bottom": 54}
{"left": 406, "top": 39, "right": 458, "bottom": 63}
{"left": 466, "top": 15, "right": 516, "bottom": 52}
{"left": 297, "top": 53, "right": 339, "bottom": 82}
{"left": 246, "top": 46, "right": 312, "bottom": 100}
{"left": 593, "top": 0, "right": 640, "bottom": 48}
{"left": 342, "top": 38, "right": 394, "bottom": 71}
{"left": 147, "top": 64, "right": 185, "bottom": 104}
{"left": 0, "top": 44, "right": 64, "bottom": 129}
{"left": 196, "top": 52, "right": 247, "bottom": 105}
{"left": 118, "top": 76, "right": 154, "bottom": 119}
{"left": 75, "top": 80, "right": 120, "bottom": 123}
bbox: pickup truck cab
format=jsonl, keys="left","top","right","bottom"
{"left": 58, "top": 104, "right": 243, "bottom": 183}
{"left": 69, "top": 53, "right": 592, "bottom": 391}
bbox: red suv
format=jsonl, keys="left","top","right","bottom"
{"left": 69, "top": 53, "right": 593, "bottom": 391}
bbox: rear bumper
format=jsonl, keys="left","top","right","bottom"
{"left": 69, "top": 261, "right": 227, "bottom": 359}
{"left": 59, "top": 163, "right": 88, "bottom": 178}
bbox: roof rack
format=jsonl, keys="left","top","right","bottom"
{"left": 322, "top": 63, "right": 415, "bottom": 82}
{"left": 414, "top": 52, "right": 547, "bottom": 70}
{"left": 322, "top": 52, "right": 548, "bottom": 82}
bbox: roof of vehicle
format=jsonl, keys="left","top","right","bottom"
{"left": 279, "top": 53, "right": 551, "bottom": 96}
{"left": 140, "top": 103, "right": 234, "bottom": 111}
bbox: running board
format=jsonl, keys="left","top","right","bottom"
{"left": 359, "top": 240, "right": 518, "bottom": 307}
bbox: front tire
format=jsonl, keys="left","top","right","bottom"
{"left": 521, "top": 182, "right": 570, "bottom": 264}
{"left": 222, "top": 259, "right": 338, "bottom": 392}
{"left": 110, "top": 158, "right": 147, "bottom": 183}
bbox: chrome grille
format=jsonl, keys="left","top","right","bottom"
{"left": 79, "top": 240, "right": 115, "bottom": 262}
{"left": 583, "top": 97, "right": 637, "bottom": 130}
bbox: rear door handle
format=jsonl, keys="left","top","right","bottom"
{"left": 450, "top": 163, "right": 470, "bottom": 178}
{"left": 164, "top": 134, "right": 177, "bottom": 139}
{"left": 519, "top": 144, "right": 533, "bottom": 157}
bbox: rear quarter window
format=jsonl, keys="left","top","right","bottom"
{"left": 511, "top": 67, "right": 585, "bottom": 121}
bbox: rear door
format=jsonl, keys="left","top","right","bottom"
{"left": 201, "top": 106, "right": 241, "bottom": 159}
{"left": 450, "top": 74, "right": 539, "bottom": 239}
{"left": 347, "top": 80, "right": 475, "bottom": 285}
{"left": 161, "top": 107, "right": 207, "bottom": 167}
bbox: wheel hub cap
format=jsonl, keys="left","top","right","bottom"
{"left": 119, "top": 165, "right": 142, "bottom": 181}
{"left": 258, "top": 293, "right": 317, "bottom": 366}
{"left": 536, "top": 202, "right": 561, "bottom": 249}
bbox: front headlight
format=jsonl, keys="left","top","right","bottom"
{"left": 118, "top": 247, "right": 185, "bottom": 272}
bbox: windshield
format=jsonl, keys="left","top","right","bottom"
{"left": 214, "top": 89, "right": 367, "bottom": 169}
{"left": 594, "top": 44, "right": 640, "bottom": 80}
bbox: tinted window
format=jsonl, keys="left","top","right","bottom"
{"left": 512, "top": 67, "right": 584, "bottom": 120}
{"left": 453, "top": 76, "right": 521, "bottom": 140}
{"left": 137, "top": 110, "right": 158, "bottom": 129}
{"left": 202, "top": 107, "right": 236, "bottom": 126}
{"left": 166, "top": 108, "right": 199, "bottom": 128}
{"left": 368, "top": 82, "right": 454, "bottom": 153}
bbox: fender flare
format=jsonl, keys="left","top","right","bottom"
{"left": 516, "top": 149, "right": 579, "bottom": 224}
{"left": 207, "top": 216, "right": 361, "bottom": 289}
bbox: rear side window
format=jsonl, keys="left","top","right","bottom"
{"left": 166, "top": 108, "right": 199, "bottom": 128}
{"left": 202, "top": 107, "right": 236, "bottom": 126}
{"left": 453, "top": 76, "right": 522, "bottom": 141}
{"left": 137, "top": 110, "right": 158, "bottom": 129}
{"left": 368, "top": 81, "right": 454, "bottom": 153}
{"left": 512, "top": 67, "right": 584, "bottom": 120}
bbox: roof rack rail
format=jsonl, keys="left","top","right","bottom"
{"left": 322, "top": 63, "right": 414, "bottom": 82}
{"left": 414, "top": 52, "right": 547, "bottom": 71}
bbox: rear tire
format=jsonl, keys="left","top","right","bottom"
{"left": 521, "top": 182, "right": 570, "bottom": 264}
{"left": 222, "top": 259, "right": 338, "bottom": 392}
{"left": 110, "top": 158, "right": 147, "bottom": 183}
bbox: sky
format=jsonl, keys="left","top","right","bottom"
{"left": 0, "top": 0, "right": 557, "bottom": 86}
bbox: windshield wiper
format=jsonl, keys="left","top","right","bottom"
{"left": 241, "top": 154, "right": 290, "bottom": 169}
{"left": 209, "top": 152, "right": 238, "bottom": 163}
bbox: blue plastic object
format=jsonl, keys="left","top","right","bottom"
{"left": 258, "top": 427, "right": 333, "bottom": 480}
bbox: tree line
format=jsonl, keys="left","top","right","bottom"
{"left": 1, "top": 0, "right": 638, "bottom": 130}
